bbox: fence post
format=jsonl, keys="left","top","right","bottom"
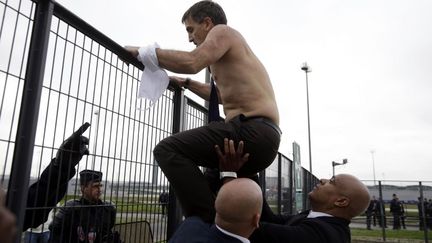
{"left": 259, "top": 170, "right": 267, "bottom": 198}
{"left": 277, "top": 153, "right": 282, "bottom": 214}
{"left": 378, "top": 181, "right": 386, "bottom": 242}
{"left": 166, "top": 86, "right": 186, "bottom": 239}
{"left": 6, "top": 0, "right": 54, "bottom": 240}
{"left": 419, "top": 181, "right": 429, "bottom": 243}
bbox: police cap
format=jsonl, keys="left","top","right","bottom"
{"left": 79, "top": 170, "right": 102, "bottom": 186}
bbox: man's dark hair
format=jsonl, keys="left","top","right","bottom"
{"left": 182, "top": 1, "right": 227, "bottom": 25}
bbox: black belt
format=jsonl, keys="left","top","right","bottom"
{"left": 239, "top": 115, "right": 282, "bottom": 135}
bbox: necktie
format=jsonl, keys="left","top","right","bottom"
{"left": 204, "top": 78, "right": 222, "bottom": 192}
{"left": 208, "top": 79, "right": 220, "bottom": 123}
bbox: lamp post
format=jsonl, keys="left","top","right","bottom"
{"left": 332, "top": 158, "right": 348, "bottom": 176}
{"left": 301, "top": 62, "right": 313, "bottom": 177}
{"left": 92, "top": 110, "right": 99, "bottom": 169}
{"left": 370, "top": 150, "right": 377, "bottom": 186}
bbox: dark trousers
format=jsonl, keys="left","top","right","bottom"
{"left": 400, "top": 215, "right": 406, "bottom": 229}
{"left": 392, "top": 213, "right": 401, "bottom": 229}
{"left": 419, "top": 216, "right": 425, "bottom": 230}
{"left": 377, "top": 214, "right": 387, "bottom": 228}
{"left": 154, "top": 115, "right": 281, "bottom": 222}
{"left": 366, "top": 212, "right": 373, "bottom": 229}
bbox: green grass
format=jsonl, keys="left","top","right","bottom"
{"left": 351, "top": 228, "right": 432, "bottom": 240}
{"left": 60, "top": 194, "right": 165, "bottom": 214}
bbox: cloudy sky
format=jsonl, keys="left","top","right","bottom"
{"left": 56, "top": 0, "right": 432, "bottom": 182}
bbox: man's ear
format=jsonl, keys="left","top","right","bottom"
{"left": 203, "top": 17, "right": 214, "bottom": 30}
{"left": 334, "top": 196, "right": 350, "bottom": 208}
{"left": 252, "top": 213, "right": 261, "bottom": 229}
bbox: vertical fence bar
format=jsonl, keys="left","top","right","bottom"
{"left": 288, "top": 159, "right": 293, "bottom": 214}
{"left": 419, "top": 182, "right": 429, "bottom": 243}
{"left": 277, "top": 153, "right": 282, "bottom": 214}
{"left": 166, "top": 86, "right": 185, "bottom": 239}
{"left": 378, "top": 181, "right": 386, "bottom": 242}
{"left": 6, "top": 0, "right": 54, "bottom": 239}
{"left": 259, "top": 170, "right": 266, "bottom": 200}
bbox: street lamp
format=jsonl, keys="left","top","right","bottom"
{"left": 92, "top": 110, "right": 100, "bottom": 169}
{"left": 332, "top": 158, "right": 348, "bottom": 176}
{"left": 301, "top": 62, "right": 313, "bottom": 177}
{"left": 370, "top": 150, "right": 377, "bottom": 186}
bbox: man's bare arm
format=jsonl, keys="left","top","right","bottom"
{"left": 157, "top": 26, "right": 230, "bottom": 74}
{"left": 170, "top": 76, "right": 211, "bottom": 101}
{"left": 125, "top": 26, "right": 231, "bottom": 74}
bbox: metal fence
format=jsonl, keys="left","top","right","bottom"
{"left": 0, "top": 0, "right": 318, "bottom": 242}
{"left": 350, "top": 180, "right": 432, "bottom": 242}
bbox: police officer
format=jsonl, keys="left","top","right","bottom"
{"left": 49, "top": 170, "right": 119, "bottom": 243}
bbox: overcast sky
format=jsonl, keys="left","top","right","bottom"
{"left": 56, "top": 0, "right": 432, "bottom": 182}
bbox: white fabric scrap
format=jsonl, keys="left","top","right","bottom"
{"left": 137, "top": 43, "right": 169, "bottom": 107}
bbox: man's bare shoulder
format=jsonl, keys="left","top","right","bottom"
{"left": 210, "top": 25, "right": 240, "bottom": 38}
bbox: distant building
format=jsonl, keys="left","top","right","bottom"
{"left": 367, "top": 184, "right": 432, "bottom": 203}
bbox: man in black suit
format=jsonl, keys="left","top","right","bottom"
{"left": 250, "top": 173, "right": 370, "bottom": 243}
{"left": 366, "top": 196, "right": 377, "bottom": 229}
{"left": 170, "top": 178, "right": 263, "bottom": 243}
{"left": 390, "top": 193, "right": 402, "bottom": 229}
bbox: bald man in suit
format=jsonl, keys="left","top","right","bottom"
{"left": 170, "top": 178, "right": 263, "bottom": 243}
{"left": 250, "top": 174, "right": 370, "bottom": 243}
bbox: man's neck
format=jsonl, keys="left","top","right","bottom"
{"left": 215, "top": 217, "right": 253, "bottom": 240}
{"left": 310, "top": 207, "right": 351, "bottom": 221}
{"left": 82, "top": 196, "right": 99, "bottom": 204}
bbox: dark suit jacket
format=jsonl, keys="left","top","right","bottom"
{"left": 169, "top": 216, "right": 244, "bottom": 243}
{"left": 250, "top": 210, "right": 351, "bottom": 243}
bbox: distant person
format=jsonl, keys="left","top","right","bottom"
{"left": 375, "top": 197, "right": 387, "bottom": 228}
{"left": 49, "top": 170, "right": 120, "bottom": 243}
{"left": 159, "top": 190, "right": 169, "bottom": 216}
{"left": 425, "top": 199, "right": 432, "bottom": 230}
{"left": 366, "top": 196, "right": 377, "bottom": 230}
{"left": 418, "top": 197, "right": 426, "bottom": 230}
{"left": 390, "top": 193, "right": 401, "bottom": 229}
{"left": 0, "top": 123, "right": 90, "bottom": 243}
{"left": 399, "top": 199, "right": 406, "bottom": 229}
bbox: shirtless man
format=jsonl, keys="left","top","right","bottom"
{"left": 126, "top": 0, "right": 280, "bottom": 223}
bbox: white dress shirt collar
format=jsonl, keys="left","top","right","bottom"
{"left": 307, "top": 210, "right": 334, "bottom": 218}
{"left": 216, "top": 224, "right": 250, "bottom": 243}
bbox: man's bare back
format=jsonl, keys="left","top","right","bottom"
{"left": 208, "top": 25, "right": 279, "bottom": 124}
